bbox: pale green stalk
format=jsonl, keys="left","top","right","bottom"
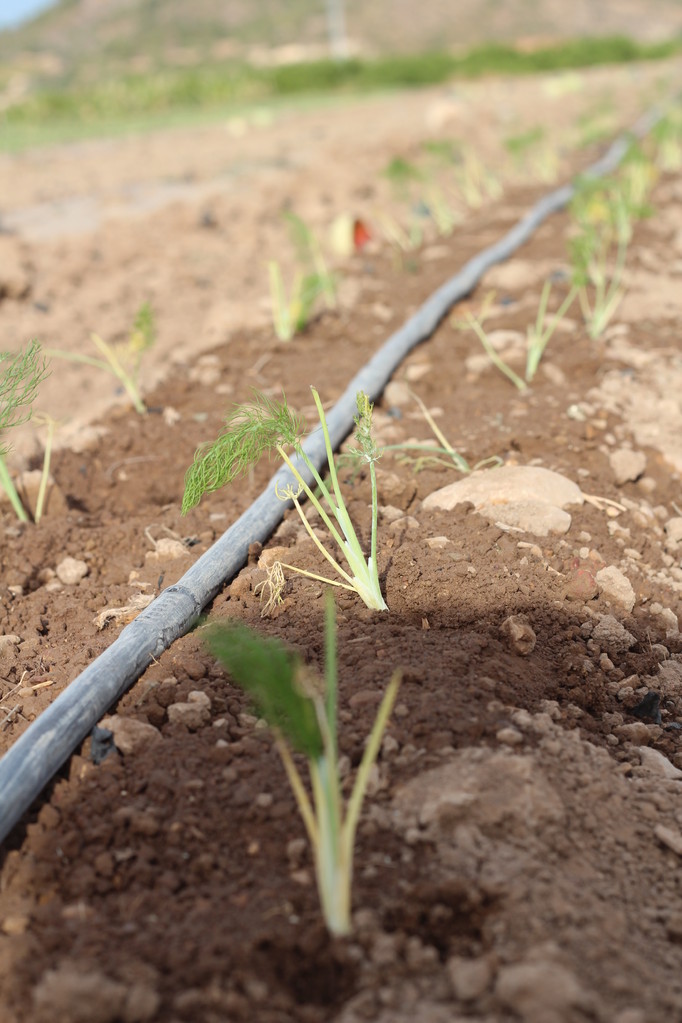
{"left": 268, "top": 261, "right": 294, "bottom": 341}
{"left": 525, "top": 281, "right": 577, "bottom": 381}
{"left": 467, "top": 314, "right": 527, "bottom": 392}
{"left": 91, "top": 333, "right": 146, "bottom": 414}
{"left": 0, "top": 457, "right": 27, "bottom": 521}
{"left": 33, "top": 415, "right": 56, "bottom": 524}
{"left": 575, "top": 232, "right": 628, "bottom": 340}
{"left": 182, "top": 387, "right": 387, "bottom": 611}
{"left": 47, "top": 331, "right": 147, "bottom": 414}
{"left": 272, "top": 389, "right": 386, "bottom": 611}
{"left": 208, "top": 596, "right": 400, "bottom": 936}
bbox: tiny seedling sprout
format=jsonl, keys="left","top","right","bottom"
{"left": 268, "top": 213, "right": 337, "bottom": 342}
{"left": 456, "top": 283, "right": 576, "bottom": 391}
{"left": 206, "top": 592, "right": 401, "bottom": 937}
{"left": 47, "top": 301, "right": 155, "bottom": 414}
{"left": 0, "top": 340, "right": 50, "bottom": 522}
{"left": 182, "top": 387, "right": 387, "bottom": 612}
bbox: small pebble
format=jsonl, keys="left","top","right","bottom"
{"left": 56, "top": 556, "right": 89, "bottom": 585}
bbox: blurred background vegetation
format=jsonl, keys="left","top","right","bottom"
{"left": 0, "top": 0, "right": 681, "bottom": 145}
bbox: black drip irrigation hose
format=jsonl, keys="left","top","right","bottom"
{"left": 0, "top": 101, "right": 667, "bottom": 846}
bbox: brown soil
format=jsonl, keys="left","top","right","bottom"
{"left": 1, "top": 62, "right": 682, "bottom": 1023}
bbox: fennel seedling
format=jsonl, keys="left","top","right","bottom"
{"left": 206, "top": 593, "right": 401, "bottom": 937}
{"left": 47, "top": 301, "right": 155, "bottom": 414}
{"left": 182, "top": 387, "right": 387, "bottom": 611}
{"left": 268, "top": 262, "right": 327, "bottom": 342}
{"left": 0, "top": 341, "right": 50, "bottom": 522}
{"left": 457, "top": 281, "right": 576, "bottom": 390}
{"left": 283, "top": 211, "right": 337, "bottom": 312}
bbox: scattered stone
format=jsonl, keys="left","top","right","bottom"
{"left": 145, "top": 538, "right": 188, "bottom": 561}
{"left": 638, "top": 746, "right": 682, "bottom": 780}
{"left": 375, "top": 469, "right": 417, "bottom": 510}
{"left": 591, "top": 614, "right": 636, "bottom": 656}
{"left": 496, "top": 726, "right": 524, "bottom": 746}
{"left": 495, "top": 959, "right": 589, "bottom": 1022}
{"left": 648, "top": 602, "right": 679, "bottom": 637}
{"left": 383, "top": 380, "right": 411, "bottom": 406}
{"left": 426, "top": 535, "right": 450, "bottom": 549}
{"left": 609, "top": 448, "right": 646, "bottom": 485}
{"left": 32, "top": 961, "right": 159, "bottom": 1023}
{"left": 447, "top": 954, "right": 494, "bottom": 1000}
{"left": 56, "top": 556, "right": 89, "bottom": 585}
{"left": 162, "top": 406, "right": 181, "bottom": 426}
{"left": 168, "top": 691, "right": 211, "bottom": 730}
{"left": 654, "top": 824, "right": 682, "bottom": 856}
{"left": 614, "top": 722, "right": 657, "bottom": 745}
{"left": 258, "top": 546, "right": 289, "bottom": 569}
{"left": 422, "top": 465, "right": 583, "bottom": 536}
{"left": 500, "top": 614, "right": 536, "bottom": 655}
{"left": 387, "top": 515, "right": 419, "bottom": 532}
{"left": 595, "top": 567, "right": 636, "bottom": 611}
{"left": 99, "top": 715, "right": 162, "bottom": 756}
{"left": 1, "top": 914, "right": 29, "bottom": 935}
{"left": 564, "top": 563, "right": 599, "bottom": 601}
{"left": 664, "top": 517, "right": 682, "bottom": 551}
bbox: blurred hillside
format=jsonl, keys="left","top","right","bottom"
{"left": 2, "top": 0, "right": 682, "bottom": 83}
{"left": 1, "top": 0, "right": 681, "bottom": 140}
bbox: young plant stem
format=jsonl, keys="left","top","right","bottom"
{"left": 182, "top": 387, "right": 387, "bottom": 611}
{"left": 47, "top": 331, "right": 147, "bottom": 414}
{"left": 467, "top": 315, "right": 528, "bottom": 392}
{"left": 0, "top": 456, "right": 28, "bottom": 521}
{"left": 274, "top": 390, "right": 386, "bottom": 610}
{"left": 91, "top": 333, "right": 147, "bottom": 414}
{"left": 208, "top": 594, "right": 400, "bottom": 936}
{"left": 34, "top": 416, "right": 56, "bottom": 524}
{"left": 525, "top": 281, "right": 577, "bottom": 381}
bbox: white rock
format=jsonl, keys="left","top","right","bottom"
{"left": 638, "top": 747, "right": 682, "bottom": 780}
{"left": 495, "top": 960, "right": 588, "bottom": 1021}
{"left": 649, "top": 603, "right": 680, "bottom": 635}
{"left": 447, "top": 954, "right": 494, "bottom": 1000}
{"left": 595, "top": 566, "right": 636, "bottom": 611}
{"left": 654, "top": 823, "right": 682, "bottom": 855}
{"left": 664, "top": 517, "right": 682, "bottom": 547}
{"left": 145, "top": 538, "right": 188, "bottom": 562}
{"left": 55, "top": 556, "right": 89, "bottom": 585}
{"left": 609, "top": 448, "right": 646, "bottom": 485}
{"left": 99, "top": 715, "right": 162, "bottom": 755}
{"left": 422, "top": 465, "right": 583, "bottom": 537}
{"left": 500, "top": 614, "right": 536, "bottom": 655}
{"left": 168, "top": 698, "right": 211, "bottom": 730}
{"left": 592, "top": 614, "right": 637, "bottom": 655}
{"left": 383, "top": 380, "right": 411, "bottom": 406}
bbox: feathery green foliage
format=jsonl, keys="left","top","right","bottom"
{"left": 207, "top": 592, "right": 401, "bottom": 935}
{"left": 182, "top": 391, "right": 302, "bottom": 513}
{"left": 207, "top": 623, "right": 323, "bottom": 758}
{"left": 0, "top": 341, "right": 50, "bottom": 522}
{"left": 182, "top": 387, "right": 387, "bottom": 611}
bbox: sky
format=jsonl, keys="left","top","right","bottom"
{"left": 0, "top": 0, "right": 58, "bottom": 31}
